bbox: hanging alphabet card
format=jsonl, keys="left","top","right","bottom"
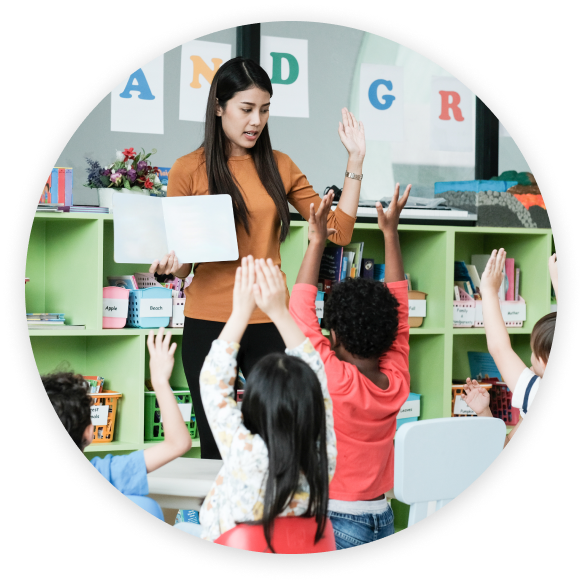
{"left": 111, "top": 55, "right": 164, "bottom": 134}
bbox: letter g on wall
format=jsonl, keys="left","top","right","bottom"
{"left": 368, "top": 79, "right": 395, "bottom": 110}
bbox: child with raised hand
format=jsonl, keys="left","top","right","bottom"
{"left": 461, "top": 249, "right": 556, "bottom": 446}
{"left": 197, "top": 256, "right": 336, "bottom": 551}
{"left": 43, "top": 329, "right": 192, "bottom": 494}
{"left": 289, "top": 185, "right": 412, "bottom": 550}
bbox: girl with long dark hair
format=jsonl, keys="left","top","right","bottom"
{"left": 150, "top": 57, "right": 364, "bottom": 459}
{"left": 197, "top": 256, "right": 336, "bottom": 550}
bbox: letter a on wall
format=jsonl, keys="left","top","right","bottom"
{"left": 358, "top": 64, "right": 404, "bottom": 142}
{"left": 111, "top": 55, "right": 164, "bottom": 134}
{"left": 179, "top": 40, "right": 232, "bottom": 122}
{"left": 261, "top": 36, "right": 309, "bottom": 118}
{"left": 430, "top": 76, "right": 474, "bottom": 152}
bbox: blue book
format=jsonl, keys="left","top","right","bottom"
{"left": 50, "top": 168, "right": 59, "bottom": 203}
{"left": 468, "top": 352, "right": 501, "bottom": 381}
{"left": 340, "top": 257, "right": 348, "bottom": 281}
{"left": 373, "top": 264, "right": 385, "bottom": 282}
{"left": 434, "top": 180, "right": 518, "bottom": 195}
{"left": 318, "top": 246, "right": 343, "bottom": 282}
{"left": 157, "top": 167, "right": 171, "bottom": 186}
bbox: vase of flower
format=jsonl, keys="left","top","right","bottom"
{"left": 85, "top": 147, "right": 162, "bottom": 210}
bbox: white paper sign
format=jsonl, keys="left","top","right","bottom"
{"left": 430, "top": 76, "right": 474, "bottom": 152}
{"left": 358, "top": 64, "right": 404, "bottom": 142}
{"left": 179, "top": 40, "right": 232, "bottom": 122}
{"left": 111, "top": 55, "right": 164, "bottom": 134}
{"left": 91, "top": 405, "right": 109, "bottom": 426}
{"left": 397, "top": 399, "right": 421, "bottom": 420}
{"left": 408, "top": 300, "right": 426, "bottom": 318}
{"left": 453, "top": 306, "right": 475, "bottom": 325}
{"left": 501, "top": 302, "right": 526, "bottom": 321}
{"left": 139, "top": 298, "right": 172, "bottom": 318}
{"left": 103, "top": 298, "right": 129, "bottom": 318}
{"left": 160, "top": 403, "right": 193, "bottom": 424}
{"left": 113, "top": 193, "right": 239, "bottom": 264}
{"left": 315, "top": 300, "right": 324, "bottom": 319}
{"left": 453, "top": 395, "right": 477, "bottom": 416}
{"left": 261, "top": 36, "right": 309, "bottom": 118}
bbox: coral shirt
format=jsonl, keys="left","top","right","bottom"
{"left": 289, "top": 280, "right": 411, "bottom": 500}
{"left": 167, "top": 148, "right": 356, "bottom": 323}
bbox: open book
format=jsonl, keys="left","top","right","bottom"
{"left": 113, "top": 192, "right": 239, "bottom": 264}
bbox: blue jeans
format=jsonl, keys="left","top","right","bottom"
{"left": 329, "top": 507, "right": 395, "bottom": 550}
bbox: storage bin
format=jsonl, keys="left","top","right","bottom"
{"left": 474, "top": 297, "right": 526, "bottom": 328}
{"left": 453, "top": 288, "right": 475, "bottom": 327}
{"left": 408, "top": 291, "right": 427, "bottom": 328}
{"left": 488, "top": 380, "right": 521, "bottom": 425}
{"left": 91, "top": 390, "right": 122, "bottom": 443}
{"left": 144, "top": 389, "right": 197, "bottom": 441}
{"left": 451, "top": 383, "right": 491, "bottom": 417}
{"left": 135, "top": 272, "right": 164, "bottom": 289}
{"left": 169, "top": 297, "right": 185, "bottom": 328}
{"left": 127, "top": 287, "right": 173, "bottom": 328}
{"left": 103, "top": 286, "right": 129, "bottom": 328}
{"left": 396, "top": 392, "right": 421, "bottom": 429}
{"left": 315, "top": 291, "right": 325, "bottom": 324}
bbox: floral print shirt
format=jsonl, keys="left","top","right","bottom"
{"left": 198, "top": 337, "right": 337, "bottom": 542}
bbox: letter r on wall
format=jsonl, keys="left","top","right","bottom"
{"left": 439, "top": 91, "right": 465, "bottom": 121}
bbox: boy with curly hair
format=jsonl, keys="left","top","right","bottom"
{"left": 289, "top": 185, "right": 412, "bottom": 550}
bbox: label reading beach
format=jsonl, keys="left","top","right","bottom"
{"left": 103, "top": 298, "right": 129, "bottom": 318}
{"left": 453, "top": 395, "right": 477, "bottom": 416}
{"left": 315, "top": 300, "right": 324, "bottom": 319}
{"left": 397, "top": 399, "right": 421, "bottom": 419}
{"left": 160, "top": 403, "right": 192, "bottom": 424}
{"left": 91, "top": 406, "right": 109, "bottom": 426}
{"left": 139, "top": 298, "right": 172, "bottom": 318}
{"left": 408, "top": 300, "right": 426, "bottom": 318}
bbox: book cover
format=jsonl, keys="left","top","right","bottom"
{"left": 318, "top": 246, "right": 343, "bottom": 282}
{"left": 84, "top": 376, "right": 105, "bottom": 394}
{"left": 514, "top": 268, "right": 520, "bottom": 301}
{"left": 40, "top": 173, "right": 51, "bottom": 203}
{"left": 505, "top": 258, "right": 515, "bottom": 301}
{"left": 57, "top": 168, "right": 66, "bottom": 206}
{"left": 343, "top": 242, "right": 364, "bottom": 277}
{"left": 157, "top": 167, "right": 171, "bottom": 186}
{"left": 343, "top": 251, "right": 355, "bottom": 277}
{"left": 468, "top": 352, "right": 502, "bottom": 381}
{"left": 340, "top": 257, "right": 348, "bottom": 281}
{"left": 454, "top": 261, "right": 476, "bottom": 293}
{"left": 64, "top": 168, "right": 73, "bottom": 206}
{"left": 361, "top": 258, "right": 374, "bottom": 279}
{"left": 50, "top": 168, "right": 59, "bottom": 203}
{"left": 373, "top": 264, "right": 385, "bottom": 282}
{"left": 466, "top": 265, "right": 481, "bottom": 290}
{"left": 107, "top": 275, "right": 138, "bottom": 290}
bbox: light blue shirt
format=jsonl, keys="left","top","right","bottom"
{"left": 90, "top": 450, "right": 148, "bottom": 496}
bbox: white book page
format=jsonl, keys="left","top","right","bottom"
{"left": 113, "top": 193, "right": 168, "bottom": 263}
{"left": 162, "top": 195, "right": 239, "bottom": 263}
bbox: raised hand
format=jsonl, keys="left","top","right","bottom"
{"left": 481, "top": 249, "right": 506, "bottom": 295}
{"left": 376, "top": 183, "right": 412, "bottom": 234}
{"left": 338, "top": 108, "right": 366, "bottom": 161}
{"left": 253, "top": 258, "right": 288, "bottom": 320}
{"left": 147, "top": 328, "right": 177, "bottom": 386}
{"left": 308, "top": 193, "right": 337, "bottom": 245}
{"left": 232, "top": 255, "right": 257, "bottom": 320}
{"left": 461, "top": 378, "right": 491, "bottom": 416}
{"left": 149, "top": 250, "right": 183, "bottom": 276}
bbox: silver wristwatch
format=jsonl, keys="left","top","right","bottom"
{"left": 345, "top": 171, "right": 363, "bottom": 181}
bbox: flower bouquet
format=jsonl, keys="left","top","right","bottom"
{"left": 85, "top": 147, "right": 163, "bottom": 210}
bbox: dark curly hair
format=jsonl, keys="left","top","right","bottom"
{"left": 322, "top": 278, "right": 400, "bottom": 359}
{"left": 42, "top": 372, "right": 92, "bottom": 450}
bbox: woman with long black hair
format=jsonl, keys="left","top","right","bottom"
{"left": 150, "top": 57, "right": 365, "bottom": 459}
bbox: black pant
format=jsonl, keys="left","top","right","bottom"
{"left": 182, "top": 317, "right": 286, "bottom": 459}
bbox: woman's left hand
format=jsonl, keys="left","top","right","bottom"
{"left": 338, "top": 108, "right": 365, "bottom": 161}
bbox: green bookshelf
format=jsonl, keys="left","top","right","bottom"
{"left": 25, "top": 212, "right": 553, "bottom": 528}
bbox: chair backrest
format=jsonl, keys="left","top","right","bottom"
{"left": 125, "top": 495, "right": 165, "bottom": 521}
{"left": 214, "top": 517, "right": 336, "bottom": 553}
{"left": 393, "top": 417, "right": 506, "bottom": 527}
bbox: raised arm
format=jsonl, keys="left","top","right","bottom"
{"left": 481, "top": 249, "right": 526, "bottom": 391}
{"left": 143, "top": 329, "right": 192, "bottom": 473}
{"left": 376, "top": 183, "right": 411, "bottom": 283}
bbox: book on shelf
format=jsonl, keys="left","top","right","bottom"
{"left": 84, "top": 376, "right": 105, "bottom": 394}
{"left": 468, "top": 352, "right": 502, "bottom": 382}
{"left": 107, "top": 275, "right": 139, "bottom": 290}
{"left": 505, "top": 258, "right": 515, "bottom": 301}
{"left": 405, "top": 273, "right": 412, "bottom": 291}
{"left": 39, "top": 167, "right": 73, "bottom": 206}
{"left": 515, "top": 268, "right": 520, "bottom": 301}
{"left": 361, "top": 258, "right": 374, "bottom": 279}
{"left": 343, "top": 242, "right": 364, "bottom": 277}
{"left": 373, "top": 264, "right": 385, "bottom": 283}
{"left": 318, "top": 246, "right": 343, "bottom": 282}
{"left": 65, "top": 205, "right": 109, "bottom": 213}
{"left": 28, "top": 324, "right": 86, "bottom": 330}
{"left": 27, "top": 313, "right": 65, "bottom": 321}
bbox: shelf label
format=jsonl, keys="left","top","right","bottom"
{"left": 453, "top": 395, "right": 477, "bottom": 416}
{"left": 397, "top": 398, "right": 420, "bottom": 419}
{"left": 172, "top": 302, "right": 185, "bottom": 322}
{"left": 501, "top": 302, "right": 526, "bottom": 322}
{"left": 160, "top": 402, "right": 193, "bottom": 423}
{"left": 408, "top": 300, "right": 426, "bottom": 318}
{"left": 140, "top": 298, "right": 172, "bottom": 318}
{"left": 453, "top": 305, "right": 475, "bottom": 325}
{"left": 103, "top": 298, "right": 129, "bottom": 318}
{"left": 91, "top": 405, "right": 109, "bottom": 426}
{"left": 315, "top": 300, "right": 324, "bottom": 319}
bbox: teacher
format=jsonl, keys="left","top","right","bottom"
{"left": 150, "top": 57, "right": 365, "bottom": 459}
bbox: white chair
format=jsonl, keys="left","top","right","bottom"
{"left": 393, "top": 417, "right": 506, "bottom": 527}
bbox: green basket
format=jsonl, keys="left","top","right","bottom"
{"left": 144, "top": 389, "right": 197, "bottom": 442}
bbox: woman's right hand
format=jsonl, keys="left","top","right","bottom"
{"left": 149, "top": 250, "right": 182, "bottom": 276}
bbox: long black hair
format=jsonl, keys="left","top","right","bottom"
{"left": 240, "top": 353, "right": 329, "bottom": 553}
{"left": 202, "top": 57, "right": 291, "bottom": 242}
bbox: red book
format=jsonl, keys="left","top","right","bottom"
{"left": 58, "top": 168, "right": 66, "bottom": 206}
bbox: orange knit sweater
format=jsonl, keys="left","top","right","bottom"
{"left": 167, "top": 148, "right": 355, "bottom": 323}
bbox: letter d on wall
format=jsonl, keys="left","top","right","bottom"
{"left": 261, "top": 36, "right": 309, "bottom": 118}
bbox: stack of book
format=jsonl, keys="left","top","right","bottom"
{"left": 65, "top": 205, "right": 109, "bottom": 214}
{"left": 36, "top": 203, "right": 63, "bottom": 213}
{"left": 84, "top": 376, "right": 105, "bottom": 394}
{"left": 454, "top": 256, "right": 520, "bottom": 301}
{"left": 27, "top": 313, "right": 85, "bottom": 330}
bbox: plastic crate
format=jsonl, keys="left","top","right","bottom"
{"left": 489, "top": 383, "right": 521, "bottom": 425}
{"left": 103, "top": 286, "right": 129, "bottom": 328}
{"left": 451, "top": 383, "right": 491, "bottom": 417}
{"left": 91, "top": 391, "right": 122, "bottom": 443}
{"left": 127, "top": 287, "right": 173, "bottom": 328}
{"left": 135, "top": 272, "right": 164, "bottom": 289}
{"left": 144, "top": 389, "right": 197, "bottom": 441}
